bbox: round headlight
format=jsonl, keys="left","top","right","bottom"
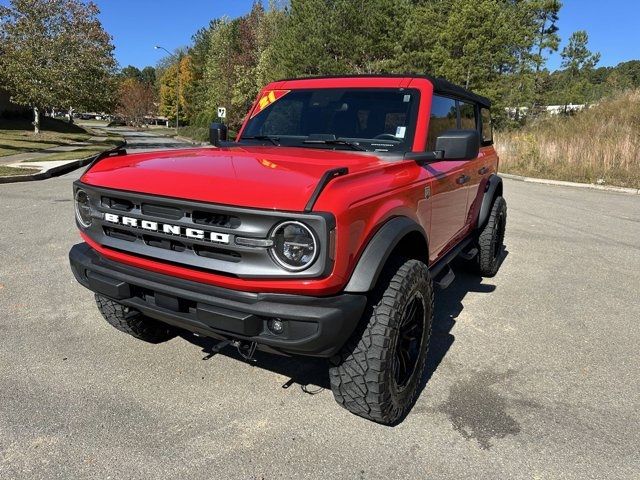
{"left": 270, "top": 221, "right": 318, "bottom": 271}
{"left": 74, "top": 189, "right": 92, "bottom": 228}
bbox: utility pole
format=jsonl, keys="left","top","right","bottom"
{"left": 155, "top": 45, "right": 180, "bottom": 133}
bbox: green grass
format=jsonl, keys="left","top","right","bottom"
{"left": 0, "top": 165, "right": 39, "bottom": 176}
{"left": 0, "top": 117, "right": 92, "bottom": 157}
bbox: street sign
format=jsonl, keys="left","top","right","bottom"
{"left": 217, "top": 107, "right": 227, "bottom": 119}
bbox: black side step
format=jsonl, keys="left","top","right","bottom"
{"left": 458, "top": 246, "right": 478, "bottom": 261}
{"left": 433, "top": 265, "right": 455, "bottom": 289}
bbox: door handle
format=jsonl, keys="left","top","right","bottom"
{"left": 478, "top": 166, "right": 488, "bottom": 175}
{"left": 457, "top": 175, "right": 471, "bottom": 185}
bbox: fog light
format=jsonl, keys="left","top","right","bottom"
{"left": 268, "top": 318, "right": 284, "bottom": 335}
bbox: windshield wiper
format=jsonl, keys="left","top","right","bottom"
{"left": 303, "top": 138, "right": 366, "bottom": 151}
{"left": 241, "top": 135, "right": 280, "bottom": 146}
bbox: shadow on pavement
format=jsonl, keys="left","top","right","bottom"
{"left": 182, "top": 251, "right": 507, "bottom": 413}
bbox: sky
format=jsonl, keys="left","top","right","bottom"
{"left": 2, "top": 0, "right": 637, "bottom": 71}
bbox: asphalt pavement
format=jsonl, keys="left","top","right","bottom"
{"left": 0, "top": 130, "right": 638, "bottom": 479}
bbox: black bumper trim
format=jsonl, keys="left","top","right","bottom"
{"left": 69, "top": 243, "right": 366, "bottom": 357}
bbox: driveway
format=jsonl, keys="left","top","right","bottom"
{"left": 0, "top": 171, "right": 638, "bottom": 479}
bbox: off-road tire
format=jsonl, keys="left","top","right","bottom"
{"left": 475, "top": 196, "right": 507, "bottom": 277}
{"left": 329, "top": 258, "right": 433, "bottom": 424}
{"left": 95, "top": 294, "right": 176, "bottom": 343}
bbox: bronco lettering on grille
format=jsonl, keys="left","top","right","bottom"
{"left": 104, "top": 213, "right": 230, "bottom": 244}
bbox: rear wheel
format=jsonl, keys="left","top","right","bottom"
{"left": 329, "top": 258, "right": 433, "bottom": 424}
{"left": 475, "top": 196, "right": 507, "bottom": 277}
{"left": 95, "top": 294, "right": 176, "bottom": 343}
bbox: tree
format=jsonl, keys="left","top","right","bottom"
{"left": 140, "top": 66, "right": 157, "bottom": 86}
{"left": 528, "top": 0, "right": 562, "bottom": 111}
{"left": 0, "top": 0, "right": 116, "bottom": 133}
{"left": 121, "top": 65, "right": 144, "bottom": 82}
{"left": 203, "top": 18, "right": 236, "bottom": 125}
{"left": 158, "top": 54, "right": 191, "bottom": 125}
{"left": 116, "top": 78, "right": 156, "bottom": 127}
{"left": 560, "top": 30, "right": 600, "bottom": 109}
{"left": 271, "top": 0, "right": 411, "bottom": 77}
{"left": 255, "top": 1, "right": 289, "bottom": 87}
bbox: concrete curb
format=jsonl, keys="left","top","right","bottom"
{"left": 500, "top": 173, "right": 640, "bottom": 195}
{"left": 0, "top": 142, "right": 125, "bottom": 185}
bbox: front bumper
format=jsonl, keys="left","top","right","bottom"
{"left": 69, "top": 243, "right": 366, "bottom": 357}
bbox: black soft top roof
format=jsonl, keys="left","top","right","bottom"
{"left": 276, "top": 74, "right": 492, "bottom": 108}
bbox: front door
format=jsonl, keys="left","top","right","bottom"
{"left": 426, "top": 161, "right": 469, "bottom": 262}
{"left": 424, "top": 96, "right": 469, "bottom": 263}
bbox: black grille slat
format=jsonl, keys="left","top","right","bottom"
{"left": 194, "top": 245, "right": 241, "bottom": 262}
{"left": 192, "top": 211, "right": 240, "bottom": 229}
{"left": 101, "top": 196, "right": 134, "bottom": 212}
{"left": 141, "top": 203, "right": 183, "bottom": 220}
{"left": 142, "top": 235, "right": 187, "bottom": 252}
{"left": 104, "top": 226, "right": 136, "bottom": 242}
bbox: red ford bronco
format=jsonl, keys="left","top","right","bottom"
{"left": 69, "top": 75, "right": 506, "bottom": 424}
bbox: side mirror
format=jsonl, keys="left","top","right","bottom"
{"left": 209, "top": 122, "right": 228, "bottom": 146}
{"left": 435, "top": 129, "right": 480, "bottom": 160}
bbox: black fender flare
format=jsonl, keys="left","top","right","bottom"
{"left": 478, "top": 174, "right": 503, "bottom": 229}
{"left": 343, "top": 217, "right": 428, "bottom": 293}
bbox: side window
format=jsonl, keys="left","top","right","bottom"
{"left": 427, "top": 96, "right": 457, "bottom": 151}
{"left": 459, "top": 101, "right": 477, "bottom": 130}
{"left": 481, "top": 108, "right": 493, "bottom": 144}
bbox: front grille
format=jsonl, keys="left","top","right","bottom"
{"left": 77, "top": 182, "right": 333, "bottom": 279}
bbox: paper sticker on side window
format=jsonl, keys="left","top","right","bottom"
{"left": 395, "top": 126, "right": 407, "bottom": 138}
{"left": 250, "top": 90, "right": 291, "bottom": 119}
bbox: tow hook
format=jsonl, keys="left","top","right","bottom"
{"left": 233, "top": 340, "right": 257, "bottom": 362}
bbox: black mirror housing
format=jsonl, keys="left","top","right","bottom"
{"left": 435, "top": 129, "right": 481, "bottom": 160}
{"left": 209, "top": 122, "right": 228, "bottom": 146}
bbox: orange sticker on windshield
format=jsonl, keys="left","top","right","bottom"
{"left": 250, "top": 90, "right": 290, "bottom": 118}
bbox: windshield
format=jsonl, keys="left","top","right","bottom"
{"left": 241, "top": 88, "right": 419, "bottom": 152}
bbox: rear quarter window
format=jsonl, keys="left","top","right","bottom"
{"left": 481, "top": 108, "right": 493, "bottom": 144}
{"left": 459, "top": 101, "right": 477, "bottom": 130}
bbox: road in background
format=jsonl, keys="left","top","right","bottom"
{"left": 1, "top": 168, "right": 639, "bottom": 479}
{"left": 102, "top": 126, "right": 196, "bottom": 152}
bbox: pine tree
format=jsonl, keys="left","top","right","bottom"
{"left": 560, "top": 30, "right": 600, "bottom": 110}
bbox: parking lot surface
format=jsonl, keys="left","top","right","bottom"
{"left": 1, "top": 132, "right": 639, "bottom": 479}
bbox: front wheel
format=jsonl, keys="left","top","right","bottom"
{"left": 95, "top": 294, "right": 176, "bottom": 344}
{"left": 329, "top": 259, "right": 433, "bottom": 424}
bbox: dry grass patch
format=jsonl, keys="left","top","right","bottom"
{"left": 496, "top": 89, "right": 640, "bottom": 188}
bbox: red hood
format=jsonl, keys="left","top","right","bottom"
{"left": 81, "top": 145, "right": 386, "bottom": 211}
